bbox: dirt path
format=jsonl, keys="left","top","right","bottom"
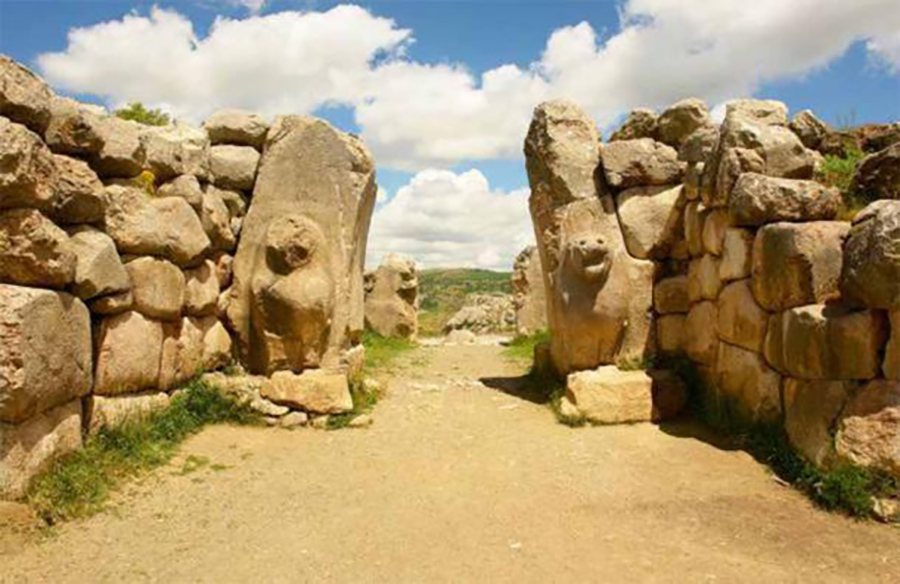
{"left": 3, "top": 341, "right": 900, "bottom": 583}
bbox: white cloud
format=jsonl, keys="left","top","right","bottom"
{"left": 366, "top": 169, "right": 533, "bottom": 271}
{"left": 38, "top": 1, "right": 900, "bottom": 172}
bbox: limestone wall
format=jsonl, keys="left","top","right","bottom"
{"left": 526, "top": 97, "right": 900, "bottom": 479}
{"left": 0, "top": 57, "right": 375, "bottom": 498}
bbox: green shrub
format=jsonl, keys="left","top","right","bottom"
{"left": 114, "top": 101, "right": 171, "bottom": 126}
{"left": 326, "top": 379, "right": 384, "bottom": 430}
{"left": 815, "top": 147, "right": 868, "bottom": 219}
{"left": 27, "top": 379, "right": 260, "bottom": 524}
{"left": 503, "top": 329, "right": 550, "bottom": 362}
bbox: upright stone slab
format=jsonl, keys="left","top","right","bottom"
{"left": 364, "top": 254, "right": 418, "bottom": 339}
{"left": 525, "top": 101, "right": 654, "bottom": 374}
{"left": 511, "top": 246, "right": 547, "bottom": 335}
{"left": 227, "top": 116, "right": 376, "bottom": 374}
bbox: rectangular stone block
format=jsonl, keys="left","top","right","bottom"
{"left": 784, "top": 378, "right": 855, "bottom": 466}
{"left": 716, "top": 342, "right": 782, "bottom": 423}
{"left": 565, "top": 366, "right": 685, "bottom": 425}
{"left": 93, "top": 310, "right": 164, "bottom": 396}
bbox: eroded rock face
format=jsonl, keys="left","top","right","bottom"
{"left": 511, "top": 246, "right": 547, "bottom": 335}
{"left": 50, "top": 154, "right": 105, "bottom": 224}
{"left": 125, "top": 257, "right": 185, "bottom": 321}
{"left": 260, "top": 369, "right": 353, "bottom": 414}
{"left": 364, "top": 254, "right": 418, "bottom": 339}
{"left": 656, "top": 98, "right": 709, "bottom": 149}
{"left": 90, "top": 116, "right": 144, "bottom": 179}
{"left": 616, "top": 184, "right": 685, "bottom": 259}
{"left": 600, "top": 138, "right": 684, "bottom": 189}
{"left": 526, "top": 101, "right": 654, "bottom": 374}
{"left": 228, "top": 116, "right": 376, "bottom": 374}
{"left": 841, "top": 201, "right": 900, "bottom": 309}
{"left": 836, "top": 380, "right": 900, "bottom": 478}
{"left": 93, "top": 310, "right": 164, "bottom": 396}
{"left": 790, "top": 110, "right": 830, "bottom": 151}
{"left": 729, "top": 173, "right": 840, "bottom": 226}
{"left": 0, "top": 285, "right": 92, "bottom": 424}
{"left": 715, "top": 342, "right": 782, "bottom": 423}
{"left": 851, "top": 143, "right": 900, "bottom": 201}
{"left": 784, "top": 378, "right": 855, "bottom": 466}
{"left": 0, "top": 56, "right": 53, "bottom": 135}
{"left": 609, "top": 109, "right": 657, "bottom": 142}
{"left": 204, "top": 109, "right": 268, "bottom": 149}
{"left": 44, "top": 96, "right": 104, "bottom": 157}
{"left": 210, "top": 145, "right": 259, "bottom": 191}
{"left": 140, "top": 122, "right": 210, "bottom": 182}
{"left": 68, "top": 227, "right": 130, "bottom": 300}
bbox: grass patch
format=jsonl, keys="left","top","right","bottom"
{"left": 663, "top": 353, "right": 900, "bottom": 519}
{"left": 27, "top": 379, "right": 260, "bottom": 524}
{"left": 361, "top": 330, "right": 416, "bottom": 373}
{"left": 815, "top": 147, "right": 868, "bottom": 220}
{"left": 326, "top": 379, "right": 384, "bottom": 430}
{"left": 503, "top": 330, "right": 550, "bottom": 362}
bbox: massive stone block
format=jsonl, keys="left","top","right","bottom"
{"left": 764, "top": 305, "right": 886, "bottom": 380}
{"left": 751, "top": 221, "right": 848, "bottom": 311}
{"left": 125, "top": 257, "right": 186, "bottom": 321}
{"left": 209, "top": 145, "right": 260, "bottom": 191}
{"left": 364, "top": 254, "right": 418, "bottom": 339}
{"left": 93, "top": 310, "right": 164, "bottom": 396}
{"left": 718, "top": 227, "right": 753, "bottom": 282}
{"left": 511, "top": 246, "right": 547, "bottom": 335}
{"left": 654, "top": 275, "right": 689, "bottom": 315}
{"left": 45, "top": 96, "right": 104, "bottom": 157}
{"left": 68, "top": 226, "right": 131, "bottom": 301}
{"left": 204, "top": 109, "right": 268, "bottom": 149}
{"left": 609, "top": 109, "right": 657, "bottom": 142}
{"left": 526, "top": 101, "right": 654, "bottom": 374}
{"left": 685, "top": 301, "right": 718, "bottom": 365}
{"left": 656, "top": 98, "right": 709, "bottom": 149}
{"left": 0, "top": 55, "right": 53, "bottom": 135}
{"left": 0, "top": 285, "right": 92, "bottom": 424}
{"left": 103, "top": 184, "right": 211, "bottom": 267}
{"left": 0, "top": 117, "right": 57, "bottom": 211}
{"left": 615, "top": 184, "right": 685, "bottom": 259}
{"left": 600, "top": 138, "right": 684, "bottom": 189}
{"left": 717, "top": 280, "right": 768, "bottom": 353}
{"left": 260, "top": 369, "right": 353, "bottom": 414}
{"left": 0, "top": 208, "right": 75, "bottom": 288}
{"left": 784, "top": 378, "right": 855, "bottom": 466}
{"left": 850, "top": 143, "right": 900, "bottom": 201}
{"left": 158, "top": 317, "right": 205, "bottom": 391}
{"left": 140, "top": 122, "right": 210, "bottom": 182}
{"left": 565, "top": 366, "right": 686, "bottom": 424}
{"left": 50, "top": 154, "right": 105, "bottom": 225}
{"left": 1, "top": 400, "right": 82, "bottom": 499}
{"left": 730, "top": 173, "right": 840, "bottom": 226}
{"left": 183, "top": 260, "right": 219, "bottom": 317}
{"left": 840, "top": 201, "right": 900, "bottom": 309}
{"left": 715, "top": 342, "right": 782, "bottom": 423}
{"left": 90, "top": 116, "right": 145, "bottom": 179}
{"left": 227, "top": 116, "right": 376, "bottom": 374}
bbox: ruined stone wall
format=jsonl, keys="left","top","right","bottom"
{"left": 526, "top": 96, "right": 900, "bottom": 478}
{"left": 0, "top": 57, "right": 375, "bottom": 498}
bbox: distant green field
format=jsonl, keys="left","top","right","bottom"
{"left": 417, "top": 268, "right": 512, "bottom": 337}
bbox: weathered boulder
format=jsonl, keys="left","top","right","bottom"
{"left": 715, "top": 342, "right": 782, "bottom": 423}
{"left": 836, "top": 380, "right": 900, "bottom": 478}
{"left": 789, "top": 110, "right": 830, "bottom": 151}
{"left": 125, "top": 257, "right": 185, "bottom": 321}
{"left": 841, "top": 201, "right": 900, "bottom": 309}
{"left": 0, "top": 285, "right": 92, "bottom": 424}
{"left": 67, "top": 227, "right": 130, "bottom": 300}
{"left": 103, "top": 184, "right": 211, "bottom": 266}
{"left": 260, "top": 369, "right": 353, "bottom": 414}
{"left": 685, "top": 301, "right": 718, "bottom": 365}
{"left": 157, "top": 174, "right": 203, "bottom": 212}
{"left": 209, "top": 145, "right": 260, "bottom": 191}
{"left": 723, "top": 99, "right": 788, "bottom": 128}
{"left": 764, "top": 305, "right": 886, "bottom": 380}
{"left": 616, "top": 184, "right": 684, "bottom": 259}
{"left": 0, "top": 117, "right": 57, "bottom": 210}
{"left": 158, "top": 317, "right": 205, "bottom": 391}
{"left": 364, "top": 254, "right": 418, "bottom": 339}
{"left": 609, "top": 108, "right": 657, "bottom": 142}
{"left": 444, "top": 294, "right": 515, "bottom": 334}
{"left": 204, "top": 109, "right": 268, "bottom": 149}
{"left": 656, "top": 314, "right": 686, "bottom": 354}
{"left": 49, "top": 154, "right": 105, "bottom": 224}
{"left": 0, "top": 56, "right": 52, "bottom": 135}
{"left": 93, "top": 310, "right": 164, "bottom": 395}
{"left": 751, "top": 221, "right": 849, "bottom": 311}
{"left": 652, "top": 276, "right": 686, "bottom": 316}
{"left": 729, "top": 173, "right": 840, "bottom": 226}
{"left": 719, "top": 228, "right": 753, "bottom": 282}
{"left": 88, "top": 290, "right": 133, "bottom": 316}
{"left": 850, "top": 143, "right": 900, "bottom": 201}
{"left": 211, "top": 252, "right": 234, "bottom": 289}
{"left": 90, "top": 116, "right": 144, "bottom": 178}
{"left": 86, "top": 392, "right": 170, "bottom": 435}
{"left": 183, "top": 260, "right": 219, "bottom": 317}
{"left": 717, "top": 280, "right": 768, "bottom": 353}
{"left": 526, "top": 101, "right": 654, "bottom": 373}
{"left": 140, "top": 122, "right": 210, "bottom": 182}
{"left": 687, "top": 255, "right": 721, "bottom": 302}
{"left": 0, "top": 400, "right": 82, "bottom": 499}
{"left": 227, "top": 116, "right": 376, "bottom": 373}
{"left": 784, "top": 378, "right": 855, "bottom": 465}
{"left": 565, "top": 366, "right": 685, "bottom": 424}
{"left": 886, "top": 309, "right": 900, "bottom": 380}
{"left": 600, "top": 138, "right": 684, "bottom": 189}
{"left": 200, "top": 185, "right": 237, "bottom": 252}
{"left": 0, "top": 208, "right": 75, "bottom": 288}
{"left": 511, "top": 246, "right": 547, "bottom": 335}
{"left": 657, "top": 98, "right": 709, "bottom": 148}
{"left": 44, "top": 96, "right": 104, "bottom": 156}
{"left": 199, "top": 316, "right": 233, "bottom": 370}
{"left": 706, "top": 147, "right": 764, "bottom": 208}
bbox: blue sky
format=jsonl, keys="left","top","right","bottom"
{"left": 1, "top": 0, "right": 898, "bottom": 268}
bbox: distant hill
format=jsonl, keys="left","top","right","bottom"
{"left": 417, "top": 268, "right": 512, "bottom": 336}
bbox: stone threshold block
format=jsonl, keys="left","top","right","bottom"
{"left": 564, "top": 366, "right": 686, "bottom": 425}
{"left": 260, "top": 369, "right": 353, "bottom": 415}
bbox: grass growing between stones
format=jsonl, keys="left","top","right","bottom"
{"left": 815, "top": 147, "right": 868, "bottom": 220}
{"left": 663, "top": 354, "right": 900, "bottom": 520}
{"left": 326, "top": 380, "right": 384, "bottom": 430}
{"left": 503, "top": 330, "right": 550, "bottom": 362}
{"left": 27, "top": 379, "right": 260, "bottom": 525}
{"left": 361, "top": 330, "right": 417, "bottom": 374}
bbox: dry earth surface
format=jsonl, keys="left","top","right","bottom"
{"left": 2, "top": 341, "right": 900, "bottom": 583}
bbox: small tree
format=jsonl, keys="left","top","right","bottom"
{"left": 114, "top": 101, "right": 171, "bottom": 126}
